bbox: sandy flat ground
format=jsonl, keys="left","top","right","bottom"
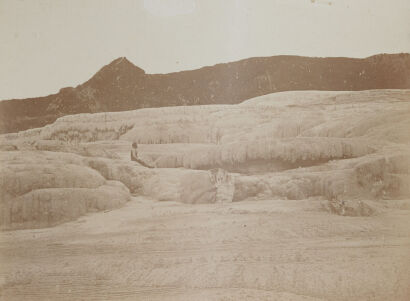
{"left": 1, "top": 197, "right": 409, "bottom": 301}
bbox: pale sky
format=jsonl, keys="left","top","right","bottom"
{"left": 0, "top": 0, "right": 409, "bottom": 100}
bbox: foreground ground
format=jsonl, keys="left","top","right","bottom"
{"left": 1, "top": 197, "right": 409, "bottom": 301}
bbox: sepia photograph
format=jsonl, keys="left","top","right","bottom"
{"left": 0, "top": 0, "right": 409, "bottom": 300}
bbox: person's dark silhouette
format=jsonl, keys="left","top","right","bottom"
{"left": 131, "top": 142, "right": 154, "bottom": 168}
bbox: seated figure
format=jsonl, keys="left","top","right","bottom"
{"left": 131, "top": 142, "right": 154, "bottom": 168}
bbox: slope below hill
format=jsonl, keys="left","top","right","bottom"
{"left": 0, "top": 53, "right": 409, "bottom": 133}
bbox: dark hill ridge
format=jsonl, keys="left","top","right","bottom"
{"left": 0, "top": 53, "right": 409, "bottom": 134}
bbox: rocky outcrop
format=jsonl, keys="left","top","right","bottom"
{"left": 0, "top": 151, "right": 130, "bottom": 230}
{"left": 0, "top": 150, "right": 224, "bottom": 229}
